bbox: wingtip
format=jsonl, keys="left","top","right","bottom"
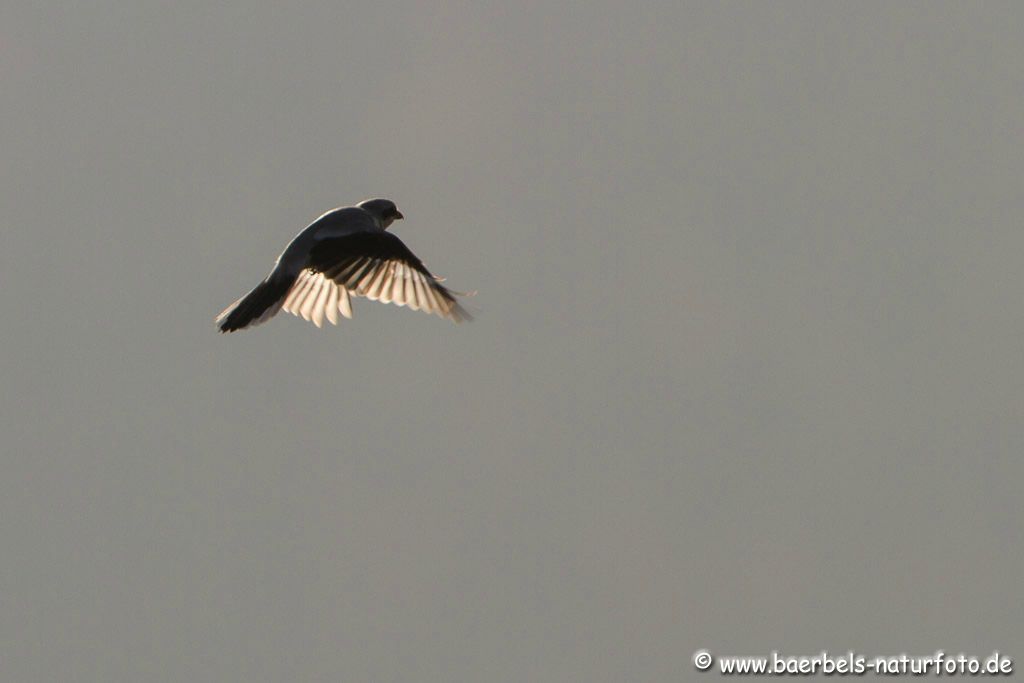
{"left": 448, "top": 301, "right": 475, "bottom": 323}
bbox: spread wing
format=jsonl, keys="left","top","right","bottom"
{"left": 280, "top": 231, "right": 472, "bottom": 327}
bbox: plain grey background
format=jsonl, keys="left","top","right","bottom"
{"left": 2, "top": 2, "right": 1021, "bottom": 681}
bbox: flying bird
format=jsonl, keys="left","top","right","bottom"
{"left": 216, "top": 199, "right": 472, "bottom": 332}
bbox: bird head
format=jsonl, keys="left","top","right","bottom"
{"left": 357, "top": 198, "right": 404, "bottom": 230}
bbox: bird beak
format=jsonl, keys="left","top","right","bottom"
{"left": 394, "top": 211, "right": 404, "bottom": 220}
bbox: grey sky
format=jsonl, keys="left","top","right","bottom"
{"left": 2, "top": 2, "right": 1021, "bottom": 681}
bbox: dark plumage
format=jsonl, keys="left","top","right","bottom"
{"left": 216, "top": 199, "right": 472, "bottom": 333}
{"left": 216, "top": 275, "right": 296, "bottom": 333}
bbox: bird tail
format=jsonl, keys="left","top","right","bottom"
{"left": 216, "top": 272, "right": 296, "bottom": 333}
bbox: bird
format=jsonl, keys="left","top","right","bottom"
{"left": 216, "top": 198, "right": 472, "bottom": 333}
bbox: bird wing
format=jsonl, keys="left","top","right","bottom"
{"left": 280, "top": 232, "right": 472, "bottom": 327}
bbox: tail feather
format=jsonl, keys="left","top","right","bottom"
{"left": 216, "top": 274, "right": 295, "bottom": 333}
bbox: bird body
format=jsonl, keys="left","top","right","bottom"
{"left": 216, "top": 199, "right": 471, "bottom": 332}
{"left": 273, "top": 207, "right": 376, "bottom": 275}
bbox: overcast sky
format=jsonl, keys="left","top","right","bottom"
{"left": 2, "top": 2, "right": 1022, "bottom": 681}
